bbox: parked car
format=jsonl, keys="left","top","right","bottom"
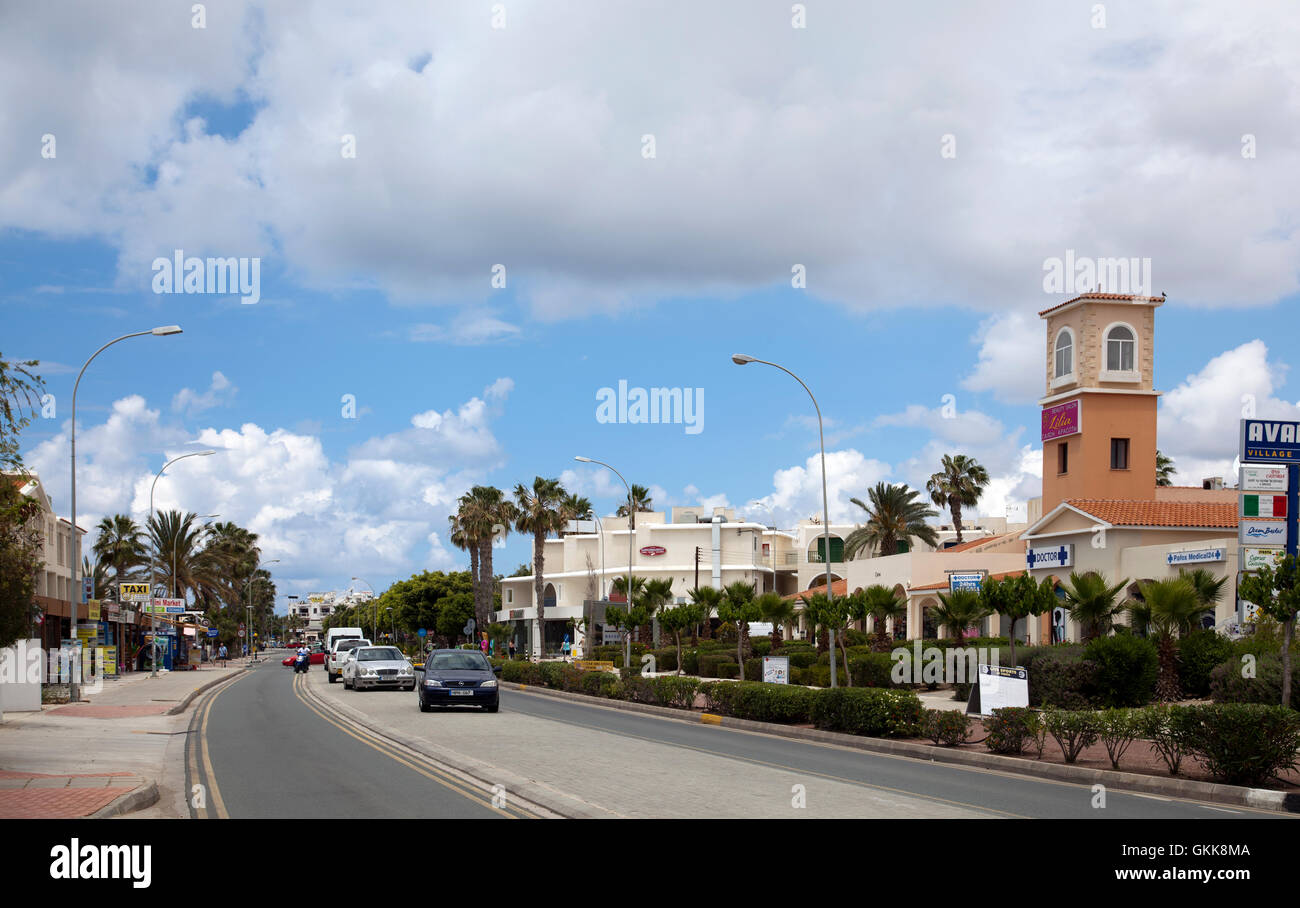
{"left": 342, "top": 646, "right": 416, "bottom": 691}
{"left": 281, "top": 645, "right": 326, "bottom": 667}
{"left": 415, "top": 649, "right": 501, "bottom": 712}
{"left": 325, "top": 637, "right": 371, "bottom": 683}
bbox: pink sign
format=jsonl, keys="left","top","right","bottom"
{"left": 1042, "top": 400, "right": 1081, "bottom": 441}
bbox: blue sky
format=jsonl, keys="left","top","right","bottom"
{"left": 4, "top": 1, "right": 1300, "bottom": 604}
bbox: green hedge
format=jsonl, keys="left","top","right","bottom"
{"left": 1209, "top": 654, "right": 1300, "bottom": 710}
{"left": 705, "top": 681, "right": 817, "bottom": 723}
{"left": 1180, "top": 703, "right": 1300, "bottom": 786}
{"left": 810, "top": 688, "right": 923, "bottom": 738}
{"left": 1085, "top": 634, "right": 1158, "bottom": 707}
{"left": 1176, "top": 631, "right": 1234, "bottom": 699}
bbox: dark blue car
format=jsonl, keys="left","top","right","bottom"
{"left": 416, "top": 649, "right": 501, "bottom": 712}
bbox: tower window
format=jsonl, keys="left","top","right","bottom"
{"left": 1058, "top": 442, "right": 1069, "bottom": 475}
{"left": 1110, "top": 438, "right": 1130, "bottom": 470}
{"left": 1054, "top": 329, "right": 1073, "bottom": 378}
{"left": 1106, "top": 325, "right": 1135, "bottom": 372}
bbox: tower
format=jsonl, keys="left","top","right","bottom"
{"left": 1039, "top": 293, "right": 1163, "bottom": 513}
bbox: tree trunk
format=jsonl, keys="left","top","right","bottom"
{"left": 737, "top": 627, "right": 745, "bottom": 681}
{"left": 951, "top": 500, "right": 963, "bottom": 546}
{"left": 477, "top": 536, "right": 494, "bottom": 631}
{"left": 675, "top": 631, "right": 683, "bottom": 677}
{"left": 840, "top": 630, "right": 852, "bottom": 686}
{"left": 1156, "top": 633, "right": 1181, "bottom": 702}
{"left": 533, "top": 534, "right": 545, "bottom": 661}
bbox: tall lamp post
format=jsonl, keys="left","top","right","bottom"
{"left": 575, "top": 456, "right": 635, "bottom": 668}
{"left": 732, "top": 354, "right": 838, "bottom": 687}
{"left": 248, "top": 559, "right": 279, "bottom": 661}
{"left": 351, "top": 577, "right": 375, "bottom": 638}
{"left": 148, "top": 449, "right": 216, "bottom": 677}
{"left": 70, "top": 326, "right": 183, "bottom": 696}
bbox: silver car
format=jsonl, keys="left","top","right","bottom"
{"left": 342, "top": 646, "right": 416, "bottom": 691}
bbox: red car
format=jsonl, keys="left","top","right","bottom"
{"left": 282, "top": 646, "right": 325, "bottom": 667}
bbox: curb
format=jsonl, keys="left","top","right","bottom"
{"left": 299, "top": 676, "right": 611, "bottom": 819}
{"left": 166, "top": 667, "right": 249, "bottom": 715}
{"left": 500, "top": 681, "right": 1300, "bottom": 814}
{"left": 90, "top": 781, "right": 159, "bottom": 819}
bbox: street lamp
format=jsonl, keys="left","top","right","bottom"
{"left": 575, "top": 455, "right": 635, "bottom": 668}
{"left": 69, "top": 326, "right": 183, "bottom": 695}
{"left": 248, "top": 560, "right": 279, "bottom": 661}
{"left": 747, "top": 499, "right": 780, "bottom": 594}
{"left": 351, "top": 577, "right": 375, "bottom": 639}
{"left": 732, "top": 353, "right": 839, "bottom": 687}
{"left": 147, "top": 449, "right": 215, "bottom": 677}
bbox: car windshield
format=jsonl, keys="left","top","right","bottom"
{"left": 429, "top": 652, "right": 491, "bottom": 671}
{"left": 357, "top": 648, "right": 403, "bottom": 661}
{"left": 336, "top": 640, "right": 367, "bottom": 652}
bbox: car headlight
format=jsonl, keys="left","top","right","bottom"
{"left": 424, "top": 679, "right": 442, "bottom": 688}
{"left": 480, "top": 679, "right": 498, "bottom": 689}
{"left": 362, "top": 669, "right": 377, "bottom": 676}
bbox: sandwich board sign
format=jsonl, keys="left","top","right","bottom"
{"left": 966, "top": 664, "right": 1029, "bottom": 716}
{"left": 762, "top": 655, "right": 789, "bottom": 685}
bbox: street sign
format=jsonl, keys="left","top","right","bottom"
{"left": 947, "top": 571, "right": 984, "bottom": 592}
{"left": 1166, "top": 548, "right": 1225, "bottom": 566}
{"left": 463, "top": 619, "right": 475, "bottom": 636}
{"left": 417, "top": 628, "right": 427, "bottom": 637}
{"left": 238, "top": 629, "right": 245, "bottom": 638}
{"left": 1026, "top": 544, "right": 1074, "bottom": 570}
{"left": 119, "top": 582, "right": 151, "bottom": 603}
{"left": 1242, "top": 465, "right": 1289, "bottom": 492}
{"left": 206, "top": 628, "right": 219, "bottom": 638}
{"left": 82, "top": 576, "right": 93, "bottom": 603}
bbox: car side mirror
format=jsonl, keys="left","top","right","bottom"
{"left": 493, "top": 665, "right": 502, "bottom": 675}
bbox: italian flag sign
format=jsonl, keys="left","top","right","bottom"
{"left": 1242, "top": 494, "right": 1287, "bottom": 518}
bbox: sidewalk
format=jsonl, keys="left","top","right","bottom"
{"left": 0, "top": 660, "right": 250, "bottom": 818}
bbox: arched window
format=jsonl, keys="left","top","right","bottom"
{"left": 1106, "top": 325, "right": 1135, "bottom": 372}
{"left": 1054, "top": 329, "right": 1073, "bottom": 378}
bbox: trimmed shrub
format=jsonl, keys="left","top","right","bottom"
{"left": 743, "top": 657, "right": 764, "bottom": 682}
{"left": 750, "top": 638, "right": 772, "bottom": 657}
{"left": 848, "top": 653, "right": 895, "bottom": 688}
{"left": 682, "top": 650, "right": 700, "bottom": 676}
{"left": 789, "top": 650, "right": 818, "bottom": 669}
{"left": 984, "top": 707, "right": 1040, "bottom": 756}
{"left": 1032, "top": 655, "right": 1100, "bottom": 710}
{"left": 580, "top": 671, "right": 622, "bottom": 699}
{"left": 647, "top": 648, "right": 678, "bottom": 673}
{"left": 1042, "top": 708, "right": 1101, "bottom": 764}
{"left": 1085, "top": 634, "right": 1158, "bottom": 707}
{"left": 706, "top": 681, "right": 817, "bottom": 723}
{"left": 698, "top": 654, "right": 735, "bottom": 678}
{"left": 1180, "top": 703, "right": 1300, "bottom": 787}
{"left": 650, "top": 676, "right": 701, "bottom": 709}
{"left": 811, "top": 688, "right": 923, "bottom": 738}
{"left": 1098, "top": 708, "right": 1140, "bottom": 770}
{"left": 1176, "top": 631, "right": 1234, "bottom": 699}
{"left": 1135, "top": 705, "right": 1196, "bottom": 776}
{"left": 921, "top": 709, "right": 971, "bottom": 746}
{"left": 713, "top": 661, "right": 739, "bottom": 679}
{"left": 1209, "top": 654, "right": 1300, "bottom": 709}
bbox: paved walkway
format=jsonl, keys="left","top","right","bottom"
{"left": 0, "top": 659, "right": 252, "bottom": 818}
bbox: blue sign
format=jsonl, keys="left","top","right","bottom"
{"left": 417, "top": 628, "right": 427, "bottom": 637}
{"left": 948, "top": 572, "right": 984, "bottom": 592}
{"left": 1027, "top": 544, "right": 1074, "bottom": 570}
{"left": 206, "top": 628, "right": 219, "bottom": 638}
{"left": 1241, "top": 419, "right": 1300, "bottom": 463}
{"left": 1166, "top": 548, "right": 1225, "bottom": 566}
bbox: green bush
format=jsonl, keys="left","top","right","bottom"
{"left": 1098, "top": 709, "right": 1140, "bottom": 770}
{"left": 646, "top": 648, "right": 677, "bottom": 673}
{"left": 1135, "top": 705, "right": 1196, "bottom": 776}
{"left": 714, "top": 661, "right": 739, "bottom": 679}
{"left": 750, "top": 638, "right": 772, "bottom": 657}
{"left": 706, "top": 681, "right": 817, "bottom": 723}
{"left": 742, "top": 657, "right": 764, "bottom": 682}
{"left": 811, "top": 688, "right": 923, "bottom": 738}
{"left": 698, "top": 654, "right": 736, "bottom": 678}
{"left": 1209, "top": 654, "right": 1300, "bottom": 709}
{"left": 580, "top": 671, "right": 622, "bottom": 699}
{"left": 650, "top": 676, "right": 701, "bottom": 709}
{"left": 1180, "top": 703, "right": 1300, "bottom": 787}
{"left": 1084, "top": 634, "right": 1158, "bottom": 707}
{"left": 844, "top": 629, "right": 872, "bottom": 647}
{"left": 984, "top": 707, "right": 1041, "bottom": 755}
{"left": 1032, "top": 653, "right": 1100, "bottom": 710}
{"left": 619, "top": 663, "right": 642, "bottom": 681}
{"left": 1042, "top": 708, "right": 1101, "bottom": 763}
{"left": 848, "top": 652, "right": 895, "bottom": 688}
{"left": 788, "top": 650, "right": 818, "bottom": 669}
{"left": 682, "top": 650, "right": 700, "bottom": 675}
{"left": 921, "top": 709, "right": 971, "bottom": 746}
{"left": 1176, "top": 631, "right": 1234, "bottom": 699}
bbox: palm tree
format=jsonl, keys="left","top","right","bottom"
{"left": 92, "top": 514, "right": 147, "bottom": 585}
{"left": 688, "top": 585, "right": 722, "bottom": 641}
{"left": 148, "top": 511, "right": 223, "bottom": 602}
{"left": 640, "top": 577, "right": 675, "bottom": 647}
{"left": 447, "top": 511, "right": 476, "bottom": 605}
{"left": 1061, "top": 571, "right": 1130, "bottom": 642}
{"left": 933, "top": 589, "right": 991, "bottom": 643}
{"left": 1156, "top": 450, "right": 1176, "bottom": 487}
{"left": 559, "top": 493, "right": 593, "bottom": 537}
{"left": 855, "top": 584, "right": 908, "bottom": 652}
{"left": 614, "top": 484, "right": 654, "bottom": 529}
{"left": 460, "top": 486, "right": 514, "bottom": 630}
{"left": 513, "top": 477, "right": 567, "bottom": 660}
{"left": 1179, "top": 567, "right": 1226, "bottom": 625}
{"left": 926, "top": 454, "right": 990, "bottom": 546}
{"left": 1139, "top": 578, "right": 1204, "bottom": 701}
{"left": 843, "top": 482, "right": 940, "bottom": 559}
{"left": 757, "top": 591, "right": 794, "bottom": 651}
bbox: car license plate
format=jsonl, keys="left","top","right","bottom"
{"left": 450, "top": 689, "right": 473, "bottom": 696}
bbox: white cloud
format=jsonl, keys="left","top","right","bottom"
{"left": 961, "top": 311, "right": 1044, "bottom": 404}
{"left": 172, "top": 371, "right": 237, "bottom": 415}
{"left": 409, "top": 313, "right": 522, "bottom": 345}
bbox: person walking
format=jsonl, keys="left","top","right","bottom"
{"left": 561, "top": 634, "right": 571, "bottom": 662}
{"left": 508, "top": 638, "right": 516, "bottom": 661}
{"left": 479, "top": 633, "right": 489, "bottom": 657}
{"left": 218, "top": 643, "right": 228, "bottom": 667}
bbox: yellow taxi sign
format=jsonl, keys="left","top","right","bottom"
{"left": 119, "top": 582, "right": 151, "bottom": 602}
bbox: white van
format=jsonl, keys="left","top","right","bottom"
{"left": 325, "top": 627, "right": 365, "bottom": 654}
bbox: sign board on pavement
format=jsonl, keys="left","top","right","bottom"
{"left": 969, "top": 664, "right": 1029, "bottom": 716}
{"left": 762, "top": 655, "right": 789, "bottom": 685}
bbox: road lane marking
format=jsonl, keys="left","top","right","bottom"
{"left": 292, "top": 672, "right": 537, "bottom": 819}
{"left": 188, "top": 670, "right": 247, "bottom": 819}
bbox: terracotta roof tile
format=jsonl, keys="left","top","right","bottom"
{"left": 941, "top": 533, "right": 1009, "bottom": 554}
{"left": 1065, "top": 499, "right": 1237, "bottom": 529}
{"left": 783, "top": 578, "right": 849, "bottom": 602}
{"left": 1038, "top": 293, "right": 1165, "bottom": 318}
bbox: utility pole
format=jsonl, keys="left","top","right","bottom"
{"left": 694, "top": 546, "right": 700, "bottom": 590}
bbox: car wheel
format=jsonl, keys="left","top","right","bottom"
{"left": 344, "top": 675, "right": 352, "bottom": 690}
{"left": 418, "top": 692, "right": 431, "bottom": 713}
{"left": 327, "top": 672, "right": 336, "bottom": 684}
{"left": 484, "top": 702, "right": 499, "bottom": 713}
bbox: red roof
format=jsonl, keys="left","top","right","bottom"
{"left": 1065, "top": 499, "right": 1237, "bottom": 529}
{"left": 783, "top": 578, "right": 849, "bottom": 602}
{"left": 942, "top": 533, "right": 1010, "bottom": 554}
{"left": 1038, "top": 293, "right": 1165, "bottom": 317}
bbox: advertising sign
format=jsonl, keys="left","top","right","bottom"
{"left": 1241, "top": 466, "right": 1290, "bottom": 492}
{"left": 639, "top": 545, "right": 666, "bottom": 556}
{"left": 1241, "top": 494, "right": 1287, "bottom": 519}
{"left": 1166, "top": 548, "right": 1226, "bottom": 566}
{"left": 1242, "top": 548, "right": 1282, "bottom": 572}
{"left": 1026, "top": 544, "right": 1074, "bottom": 570}
{"left": 82, "top": 576, "right": 93, "bottom": 603}
{"left": 947, "top": 572, "right": 984, "bottom": 592}
{"left": 1239, "top": 519, "right": 1288, "bottom": 547}
{"left": 1241, "top": 419, "right": 1300, "bottom": 463}
{"left": 103, "top": 647, "right": 117, "bottom": 676}
{"left": 762, "top": 655, "right": 789, "bottom": 685}
{"left": 1042, "top": 400, "right": 1082, "bottom": 442}
{"left": 975, "top": 664, "right": 1029, "bottom": 716}
{"left": 119, "top": 582, "right": 151, "bottom": 602}
{"left": 85, "top": 600, "right": 101, "bottom": 622}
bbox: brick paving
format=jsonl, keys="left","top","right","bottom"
{"left": 0, "top": 770, "right": 144, "bottom": 818}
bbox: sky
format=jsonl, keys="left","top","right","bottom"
{"left": 4, "top": 1, "right": 1300, "bottom": 609}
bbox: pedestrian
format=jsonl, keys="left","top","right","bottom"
{"left": 488, "top": 638, "right": 495, "bottom": 657}
{"left": 561, "top": 634, "right": 571, "bottom": 662}
{"left": 479, "top": 632, "right": 489, "bottom": 657}
{"left": 218, "top": 643, "right": 228, "bottom": 667}
{"left": 508, "top": 638, "right": 516, "bottom": 660}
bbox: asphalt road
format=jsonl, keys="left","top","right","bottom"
{"left": 189, "top": 658, "right": 532, "bottom": 819}
{"left": 194, "top": 657, "right": 1290, "bottom": 819}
